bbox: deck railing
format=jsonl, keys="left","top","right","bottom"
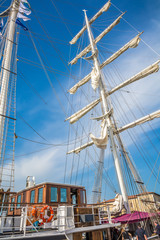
{"left": 0, "top": 204, "right": 111, "bottom": 236}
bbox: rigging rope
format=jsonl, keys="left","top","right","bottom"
{"left": 99, "top": 43, "right": 160, "bottom": 185}
{"left": 111, "top": 2, "right": 160, "bottom": 58}
{"left": 154, "top": 163, "right": 160, "bottom": 192}
{"left": 146, "top": 152, "right": 160, "bottom": 187}
{"left": 18, "top": 71, "right": 47, "bottom": 105}
{"left": 50, "top": 0, "right": 73, "bottom": 37}
{"left": 17, "top": 112, "right": 47, "bottom": 142}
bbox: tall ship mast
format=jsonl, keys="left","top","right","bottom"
{"left": 66, "top": 0, "right": 160, "bottom": 211}
{"left": 0, "top": 0, "right": 31, "bottom": 192}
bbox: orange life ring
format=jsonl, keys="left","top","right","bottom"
{"left": 40, "top": 205, "right": 54, "bottom": 223}
{"left": 31, "top": 206, "right": 37, "bottom": 217}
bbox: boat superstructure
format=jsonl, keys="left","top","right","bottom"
{"left": 0, "top": 178, "right": 121, "bottom": 239}
{"left": 0, "top": 0, "right": 160, "bottom": 239}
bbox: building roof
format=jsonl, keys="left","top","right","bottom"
{"left": 102, "top": 192, "right": 160, "bottom": 204}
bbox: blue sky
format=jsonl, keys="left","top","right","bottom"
{"left": 1, "top": 0, "right": 160, "bottom": 201}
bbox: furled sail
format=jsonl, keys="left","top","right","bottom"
{"left": 68, "top": 72, "right": 91, "bottom": 94}
{"left": 117, "top": 109, "right": 160, "bottom": 133}
{"left": 91, "top": 67, "right": 101, "bottom": 90}
{"left": 67, "top": 141, "right": 94, "bottom": 154}
{"left": 111, "top": 194, "right": 124, "bottom": 214}
{"left": 67, "top": 60, "right": 159, "bottom": 124}
{"left": 90, "top": 119, "right": 108, "bottom": 149}
{"left": 67, "top": 118, "right": 109, "bottom": 154}
{"left": 70, "top": 0, "right": 111, "bottom": 45}
{"left": 69, "top": 12, "right": 125, "bottom": 65}
{"left": 68, "top": 33, "right": 142, "bottom": 94}
{"left": 100, "top": 32, "right": 142, "bottom": 68}
{"left": 109, "top": 60, "right": 160, "bottom": 95}
{"left": 65, "top": 99, "right": 100, "bottom": 124}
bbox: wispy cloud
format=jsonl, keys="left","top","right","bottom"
{"left": 15, "top": 147, "right": 65, "bottom": 190}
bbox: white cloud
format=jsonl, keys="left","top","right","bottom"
{"left": 15, "top": 147, "right": 65, "bottom": 190}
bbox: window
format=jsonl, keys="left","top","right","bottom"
{"left": 38, "top": 188, "right": 43, "bottom": 203}
{"left": 60, "top": 188, "right": 67, "bottom": 202}
{"left": 51, "top": 187, "right": 57, "bottom": 202}
{"left": 11, "top": 197, "right": 15, "bottom": 211}
{"left": 80, "top": 190, "right": 85, "bottom": 204}
{"left": 72, "top": 195, "right": 76, "bottom": 205}
{"left": 17, "top": 195, "right": 21, "bottom": 208}
{"left": 30, "top": 190, "right": 35, "bottom": 203}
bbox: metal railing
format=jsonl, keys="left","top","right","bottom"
{"left": 0, "top": 204, "right": 112, "bottom": 237}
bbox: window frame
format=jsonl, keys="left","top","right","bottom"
{"left": 30, "top": 190, "right": 35, "bottom": 204}
{"left": 38, "top": 187, "right": 43, "bottom": 203}
{"left": 60, "top": 188, "right": 67, "bottom": 203}
{"left": 50, "top": 187, "right": 58, "bottom": 203}
{"left": 17, "top": 195, "right": 21, "bottom": 209}
{"left": 80, "top": 190, "right": 86, "bottom": 204}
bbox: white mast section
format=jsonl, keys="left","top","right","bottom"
{"left": 115, "top": 132, "right": 146, "bottom": 193}
{"left": 0, "top": 0, "right": 20, "bottom": 189}
{"left": 84, "top": 10, "right": 130, "bottom": 211}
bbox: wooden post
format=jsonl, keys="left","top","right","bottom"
{"left": 92, "top": 230, "right": 103, "bottom": 240}
{"left": 107, "top": 228, "right": 112, "bottom": 240}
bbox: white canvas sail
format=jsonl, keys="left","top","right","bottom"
{"left": 65, "top": 99, "right": 100, "bottom": 124}
{"left": 69, "top": 12, "right": 125, "bottom": 65}
{"left": 100, "top": 32, "right": 142, "bottom": 68}
{"left": 90, "top": 119, "right": 108, "bottom": 149}
{"left": 91, "top": 67, "right": 101, "bottom": 90}
{"left": 68, "top": 72, "right": 91, "bottom": 94}
{"left": 67, "top": 141, "right": 94, "bottom": 154}
{"left": 68, "top": 33, "right": 142, "bottom": 94}
{"left": 70, "top": 0, "right": 111, "bottom": 45}
{"left": 109, "top": 60, "right": 160, "bottom": 95}
{"left": 67, "top": 60, "right": 160, "bottom": 124}
{"left": 67, "top": 119, "right": 109, "bottom": 154}
{"left": 117, "top": 109, "right": 160, "bottom": 133}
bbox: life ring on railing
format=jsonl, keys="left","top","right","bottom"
{"left": 31, "top": 206, "right": 37, "bottom": 217}
{"left": 40, "top": 205, "right": 54, "bottom": 223}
